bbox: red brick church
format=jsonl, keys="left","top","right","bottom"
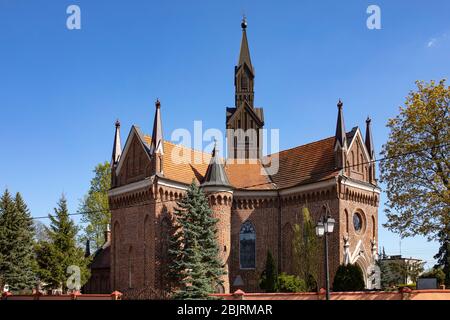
{"left": 86, "top": 18, "right": 380, "bottom": 296}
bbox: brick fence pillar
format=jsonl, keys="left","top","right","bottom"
{"left": 318, "top": 288, "right": 327, "bottom": 300}
{"left": 111, "top": 291, "right": 123, "bottom": 300}
{"left": 400, "top": 287, "right": 412, "bottom": 300}
{"left": 233, "top": 289, "right": 245, "bottom": 300}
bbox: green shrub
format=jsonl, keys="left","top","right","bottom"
{"left": 277, "top": 273, "right": 307, "bottom": 292}
{"left": 332, "top": 264, "right": 365, "bottom": 292}
{"left": 397, "top": 283, "right": 416, "bottom": 290}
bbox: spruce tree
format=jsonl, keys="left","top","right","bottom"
{"left": 0, "top": 189, "right": 16, "bottom": 291}
{"left": 35, "top": 195, "right": 90, "bottom": 292}
{"left": 168, "top": 181, "right": 224, "bottom": 299}
{"left": 0, "top": 190, "right": 36, "bottom": 292}
{"left": 173, "top": 240, "right": 212, "bottom": 299}
{"left": 13, "top": 193, "right": 37, "bottom": 290}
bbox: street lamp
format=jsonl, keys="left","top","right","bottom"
{"left": 316, "top": 214, "right": 335, "bottom": 300}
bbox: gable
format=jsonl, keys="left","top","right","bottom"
{"left": 226, "top": 102, "right": 264, "bottom": 127}
{"left": 346, "top": 129, "right": 371, "bottom": 182}
{"left": 115, "top": 128, "right": 152, "bottom": 186}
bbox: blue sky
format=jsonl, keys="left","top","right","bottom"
{"left": 0, "top": 0, "right": 449, "bottom": 267}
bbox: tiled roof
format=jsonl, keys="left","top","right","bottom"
{"left": 143, "top": 135, "right": 272, "bottom": 189}
{"left": 266, "top": 136, "right": 340, "bottom": 189}
{"left": 225, "top": 160, "right": 275, "bottom": 190}
{"left": 144, "top": 135, "right": 211, "bottom": 185}
{"left": 140, "top": 134, "right": 340, "bottom": 191}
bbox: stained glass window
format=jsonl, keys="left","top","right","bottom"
{"left": 240, "top": 221, "right": 256, "bottom": 269}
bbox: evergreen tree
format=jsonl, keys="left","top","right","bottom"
{"left": 434, "top": 225, "right": 450, "bottom": 286}
{"left": 173, "top": 240, "right": 212, "bottom": 299}
{"left": 259, "top": 250, "right": 278, "bottom": 292}
{"left": 0, "top": 190, "right": 36, "bottom": 292}
{"left": 168, "top": 181, "right": 224, "bottom": 299}
{"left": 35, "top": 195, "right": 90, "bottom": 292}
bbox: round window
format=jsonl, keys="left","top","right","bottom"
{"left": 353, "top": 212, "right": 363, "bottom": 232}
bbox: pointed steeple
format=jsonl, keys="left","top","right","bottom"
{"left": 150, "top": 99, "right": 164, "bottom": 155}
{"left": 112, "top": 120, "right": 122, "bottom": 165}
{"left": 150, "top": 99, "right": 164, "bottom": 176}
{"left": 365, "top": 116, "right": 375, "bottom": 159}
{"left": 202, "top": 142, "right": 231, "bottom": 188}
{"left": 238, "top": 16, "right": 253, "bottom": 73}
{"left": 335, "top": 99, "right": 347, "bottom": 149}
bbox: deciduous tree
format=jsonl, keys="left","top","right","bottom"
{"left": 380, "top": 79, "right": 449, "bottom": 240}
{"left": 79, "top": 162, "right": 111, "bottom": 252}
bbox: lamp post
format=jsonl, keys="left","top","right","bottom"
{"left": 316, "top": 214, "right": 335, "bottom": 300}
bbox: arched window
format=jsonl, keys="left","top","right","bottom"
{"left": 344, "top": 209, "right": 349, "bottom": 234}
{"left": 282, "top": 223, "right": 293, "bottom": 274}
{"left": 351, "top": 151, "right": 355, "bottom": 170}
{"left": 161, "top": 217, "right": 170, "bottom": 261}
{"left": 128, "top": 246, "right": 133, "bottom": 289}
{"left": 356, "top": 145, "right": 360, "bottom": 171}
{"left": 113, "top": 222, "right": 120, "bottom": 289}
{"left": 240, "top": 221, "right": 256, "bottom": 269}
{"left": 372, "top": 215, "right": 376, "bottom": 239}
{"left": 360, "top": 154, "right": 364, "bottom": 172}
{"left": 144, "top": 215, "right": 150, "bottom": 285}
{"left": 245, "top": 136, "right": 249, "bottom": 159}
{"left": 241, "top": 75, "right": 248, "bottom": 91}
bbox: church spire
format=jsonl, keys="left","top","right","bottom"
{"left": 335, "top": 99, "right": 347, "bottom": 149}
{"left": 112, "top": 119, "right": 122, "bottom": 166}
{"left": 334, "top": 99, "right": 347, "bottom": 170}
{"left": 238, "top": 16, "right": 253, "bottom": 73}
{"left": 150, "top": 99, "right": 164, "bottom": 176}
{"left": 202, "top": 142, "right": 231, "bottom": 188}
{"left": 365, "top": 116, "right": 375, "bottom": 159}
{"left": 150, "top": 99, "right": 164, "bottom": 155}
{"left": 235, "top": 16, "right": 255, "bottom": 108}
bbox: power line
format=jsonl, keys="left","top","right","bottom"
{"left": 243, "top": 141, "right": 450, "bottom": 189}
{"left": 30, "top": 141, "right": 449, "bottom": 220}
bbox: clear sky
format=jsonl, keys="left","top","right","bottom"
{"left": 1, "top": 0, "right": 449, "bottom": 268}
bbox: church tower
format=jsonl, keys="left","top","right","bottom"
{"left": 201, "top": 144, "right": 233, "bottom": 293}
{"left": 226, "top": 17, "right": 264, "bottom": 160}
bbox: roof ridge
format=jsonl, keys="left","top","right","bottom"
{"left": 143, "top": 134, "right": 213, "bottom": 159}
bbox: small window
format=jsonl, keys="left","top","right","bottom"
{"left": 353, "top": 212, "right": 363, "bottom": 232}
